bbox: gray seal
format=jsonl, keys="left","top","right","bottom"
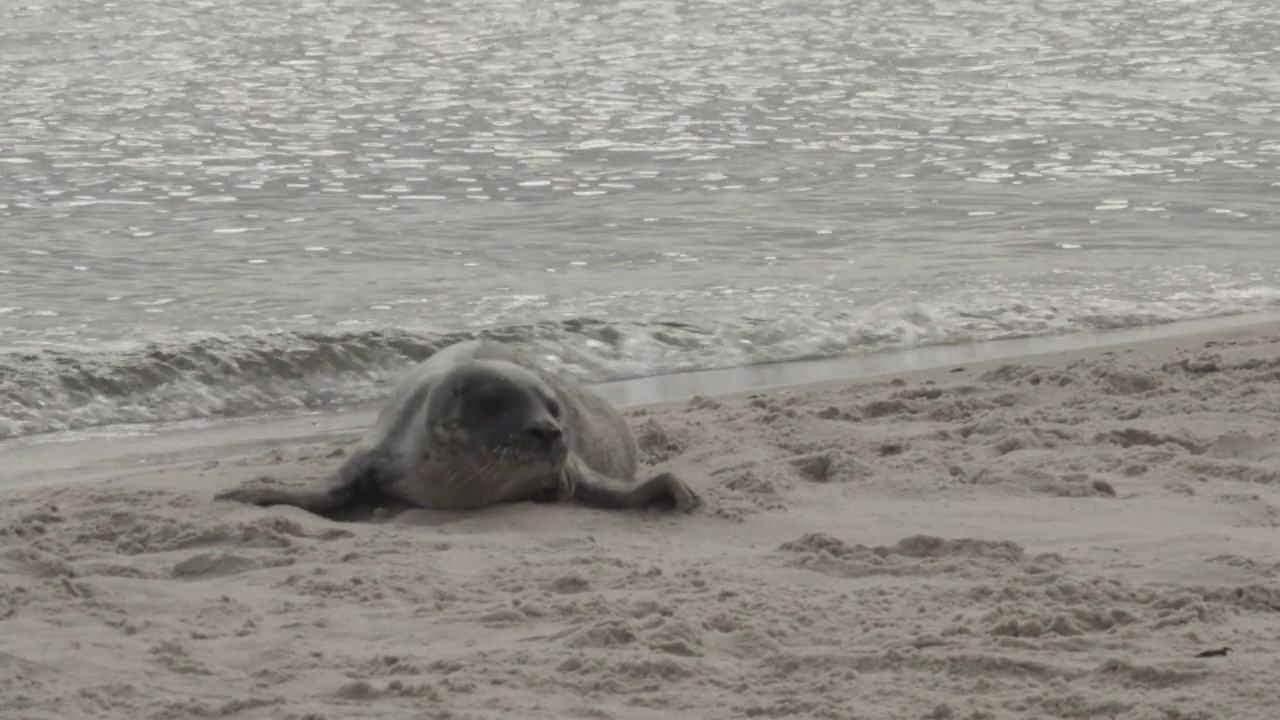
{"left": 215, "top": 339, "right": 699, "bottom": 519}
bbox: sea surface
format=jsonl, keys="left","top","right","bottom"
{"left": 2, "top": 0, "right": 1279, "bottom": 440}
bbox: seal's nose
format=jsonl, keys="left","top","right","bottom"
{"left": 526, "top": 421, "right": 563, "bottom": 447}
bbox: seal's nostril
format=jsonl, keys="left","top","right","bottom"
{"left": 527, "top": 423, "right": 563, "bottom": 445}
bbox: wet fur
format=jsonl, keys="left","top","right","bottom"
{"left": 216, "top": 339, "right": 698, "bottom": 520}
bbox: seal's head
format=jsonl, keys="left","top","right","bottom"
{"left": 424, "top": 359, "right": 569, "bottom": 478}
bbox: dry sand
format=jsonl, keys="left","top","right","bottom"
{"left": 4, "top": 322, "right": 1280, "bottom": 720}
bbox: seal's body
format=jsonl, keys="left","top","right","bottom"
{"left": 216, "top": 339, "right": 698, "bottom": 519}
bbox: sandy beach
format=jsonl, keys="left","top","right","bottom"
{"left": 4, "top": 320, "right": 1280, "bottom": 720}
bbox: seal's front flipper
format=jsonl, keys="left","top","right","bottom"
{"left": 215, "top": 451, "right": 386, "bottom": 521}
{"left": 215, "top": 484, "right": 339, "bottom": 514}
{"left": 563, "top": 456, "right": 700, "bottom": 512}
{"left": 633, "top": 471, "right": 701, "bottom": 512}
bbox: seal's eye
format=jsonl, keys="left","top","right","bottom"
{"left": 546, "top": 399, "right": 561, "bottom": 418}
{"left": 477, "top": 395, "right": 504, "bottom": 416}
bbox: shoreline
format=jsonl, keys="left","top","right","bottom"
{"left": 5, "top": 310, "right": 1279, "bottom": 491}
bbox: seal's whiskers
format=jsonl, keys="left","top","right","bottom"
{"left": 438, "top": 450, "right": 508, "bottom": 494}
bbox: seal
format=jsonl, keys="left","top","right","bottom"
{"left": 215, "top": 339, "right": 699, "bottom": 520}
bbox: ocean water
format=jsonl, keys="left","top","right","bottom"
{"left": 2, "top": 0, "right": 1278, "bottom": 440}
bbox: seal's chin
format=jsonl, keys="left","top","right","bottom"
{"left": 482, "top": 441, "right": 567, "bottom": 475}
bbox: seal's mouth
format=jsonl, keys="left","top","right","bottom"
{"left": 545, "top": 441, "right": 569, "bottom": 466}
{"left": 519, "top": 441, "right": 569, "bottom": 467}
{"left": 483, "top": 438, "right": 567, "bottom": 470}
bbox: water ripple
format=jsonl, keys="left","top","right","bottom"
{"left": 1, "top": 0, "right": 1277, "bottom": 388}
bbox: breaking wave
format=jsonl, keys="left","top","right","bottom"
{"left": 3, "top": 292, "right": 1279, "bottom": 440}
